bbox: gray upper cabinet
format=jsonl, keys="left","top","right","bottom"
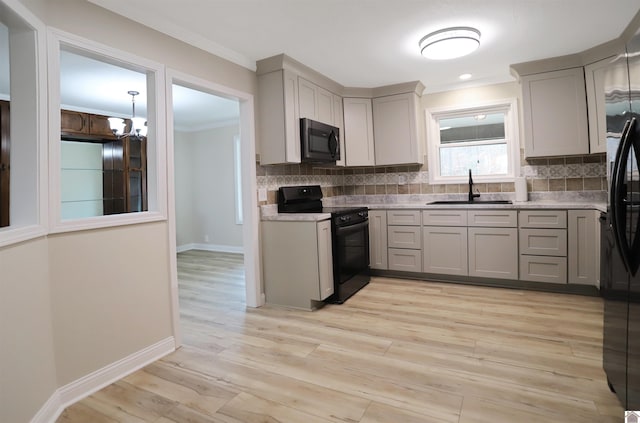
{"left": 257, "top": 69, "right": 300, "bottom": 165}
{"left": 343, "top": 97, "right": 376, "bottom": 166}
{"left": 372, "top": 92, "right": 424, "bottom": 166}
{"left": 584, "top": 57, "right": 613, "bottom": 154}
{"left": 520, "top": 67, "right": 589, "bottom": 158}
{"left": 298, "top": 77, "right": 334, "bottom": 124}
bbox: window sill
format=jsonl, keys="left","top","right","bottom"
{"left": 0, "top": 224, "right": 48, "bottom": 249}
{"left": 49, "top": 211, "right": 167, "bottom": 235}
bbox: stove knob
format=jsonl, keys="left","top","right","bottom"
{"left": 340, "top": 216, "right": 350, "bottom": 222}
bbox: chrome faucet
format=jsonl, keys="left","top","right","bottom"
{"left": 468, "top": 169, "right": 480, "bottom": 202}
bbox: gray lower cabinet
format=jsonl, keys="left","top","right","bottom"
{"left": 262, "top": 219, "right": 333, "bottom": 310}
{"left": 568, "top": 210, "right": 599, "bottom": 286}
{"left": 422, "top": 226, "right": 468, "bottom": 275}
{"left": 387, "top": 210, "right": 422, "bottom": 272}
{"left": 368, "top": 210, "right": 388, "bottom": 270}
{"left": 468, "top": 227, "right": 518, "bottom": 279}
{"left": 518, "top": 210, "right": 568, "bottom": 284}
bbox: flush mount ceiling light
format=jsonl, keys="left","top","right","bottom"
{"left": 419, "top": 27, "right": 481, "bottom": 60}
{"left": 108, "top": 90, "right": 147, "bottom": 139}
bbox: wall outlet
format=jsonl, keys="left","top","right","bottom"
{"left": 258, "top": 188, "right": 267, "bottom": 202}
{"left": 204, "top": 234, "right": 209, "bottom": 243}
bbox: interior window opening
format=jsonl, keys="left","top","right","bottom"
{"left": 59, "top": 47, "right": 149, "bottom": 220}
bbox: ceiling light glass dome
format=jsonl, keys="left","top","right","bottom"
{"left": 419, "top": 27, "right": 481, "bottom": 60}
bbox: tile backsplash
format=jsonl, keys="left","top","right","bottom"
{"left": 256, "top": 152, "right": 607, "bottom": 205}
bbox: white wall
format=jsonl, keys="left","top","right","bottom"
{"left": 175, "top": 124, "right": 243, "bottom": 252}
{"left": 0, "top": 238, "right": 57, "bottom": 423}
{"left": 174, "top": 130, "right": 196, "bottom": 247}
{"left": 0, "top": 0, "right": 258, "bottom": 421}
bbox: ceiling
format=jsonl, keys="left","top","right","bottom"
{"left": 2, "top": 1, "right": 640, "bottom": 130}
{"left": 87, "top": 0, "right": 640, "bottom": 92}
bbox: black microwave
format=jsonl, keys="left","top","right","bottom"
{"left": 300, "top": 118, "right": 340, "bottom": 163}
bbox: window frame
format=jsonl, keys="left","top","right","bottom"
{"left": 47, "top": 29, "right": 167, "bottom": 234}
{"left": 0, "top": 0, "right": 48, "bottom": 248}
{"left": 426, "top": 98, "right": 521, "bottom": 185}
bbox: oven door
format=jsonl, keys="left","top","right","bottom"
{"left": 333, "top": 220, "right": 370, "bottom": 285}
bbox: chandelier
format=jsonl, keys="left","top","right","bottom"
{"left": 107, "top": 90, "right": 147, "bottom": 138}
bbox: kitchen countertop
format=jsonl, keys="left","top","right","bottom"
{"left": 260, "top": 193, "right": 607, "bottom": 222}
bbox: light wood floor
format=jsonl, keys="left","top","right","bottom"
{"left": 57, "top": 250, "right": 624, "bottom": 423}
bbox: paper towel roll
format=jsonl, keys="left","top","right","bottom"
{"left": 515, "top": 177, "right": 528, "bottom": 202}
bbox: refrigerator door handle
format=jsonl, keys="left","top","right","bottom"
{"left": 611, "top": 116, "right": 640, "bottom": 276}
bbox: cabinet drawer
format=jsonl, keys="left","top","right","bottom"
{"left": 468, "top": 210, "right": 517, "bottom": 227}
{"left": 520, "top": 255, "right": 567, "bottom": 284}
{"left": 388, "top": 226, "right": 421, "bottom": 249}
{"left": 519, "top": 228, "right": 567, "bottom": 256}
{"left": 422, "top": 210, "right": 467, "bottom": 226}
{"left": 519, "top": 210, "right": 567, "bottom": 228}
{"left": 387, "top": 210, "right": 421, "bottom": 226}
{"left": 388, "top": 248, "right": 422, "bottom": 272}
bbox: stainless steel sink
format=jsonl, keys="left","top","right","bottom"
{"left": 428, "top": 200, "right": 512, "bottom": 205}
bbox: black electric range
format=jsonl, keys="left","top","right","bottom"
{"left": 277, "top": 186, "right": 370, "bottom": 303}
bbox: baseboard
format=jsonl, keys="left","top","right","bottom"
{"left": 177, "top": 242, "right": 244, "bottom": 254}
{"left": 29, "top": 390, "right": 61, "bottom": 423}
{"left": 32, "top": 336, "right": 175, "bottom": 423}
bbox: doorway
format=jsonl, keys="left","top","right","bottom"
{"left": 166, "top": 71, "right": 261, "bottom": 347}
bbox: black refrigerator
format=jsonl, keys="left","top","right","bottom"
{"left": 602, "top": 25, "right": 640, "bottom": 410}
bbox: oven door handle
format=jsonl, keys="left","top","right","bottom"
{"left": 334, "top": 220, "right": 369, "bottom": 236}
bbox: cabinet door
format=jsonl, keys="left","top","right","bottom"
{"left": 333, "top": 94, "right": 346, "bottom": 167}
{"left": 257, "top": 69, "right": 300, "bottom": 165}
{"left": 299, "top": 77, "right": 334, "bottom": 125}
{"left": 368, "top": 210, "right": 388, "bottom": 270}
{"left": 568, "top": 210, "right": 597, "bottom": 286}
{"left": 423, "top": 226, "right": 468, "bottom": 276}
{"left": 316, "top": 219, "right": 334, "bottom": 300}
{"left": 298, "top": 77, "right": 317, "bottom": 120}
{"left": 343, "top": 97, "right": 375, "bottom": 166}
{"left": 585, "top": 57, "right": 614, "bottom": 154}
{"left": 373, "top": 92, "right": 423, "bottom": 165}
{"left": 521, "top": 67, "right": 589, "bottom": 157}
{"left": 468, "top": 227, "right": 518, "bottom": 280}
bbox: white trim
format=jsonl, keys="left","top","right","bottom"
{"left": 0, "top": 0, "right": 49, "bottom": 248}
{"left": 46, "top": 29, "right": 168, "bottom": 233}
{"left": 29, "top": 390, "right": 61, "bottom": 423}
{"left": 426, "top": 98, "right": 521, "bottom": 185}
{"left": 31, "top": 336, "right": 174, "bottom": 423}
{"left": 176, "top": 243, "right": 244, "bottom": 254}
{"left": 166, "top": 68, "right": 263, "bottom": 352}
{"left": 233, "top": 135, "right": 243, "bottom": 225}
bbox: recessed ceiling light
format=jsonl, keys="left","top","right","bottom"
{"left": 459, "top": 73, "right": 472, "bottom": 80}
{"left": 419, "top": 27, "right": 481, "bottom": 60}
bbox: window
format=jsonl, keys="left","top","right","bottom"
{"left": 49, "top": 31, "right": 166, "bottom": 232}
{"left": 0, "top": 0, "right": 46, "bottom": 246}
{"left": 426, "top": 99, "right": 520, "bottom": 184}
